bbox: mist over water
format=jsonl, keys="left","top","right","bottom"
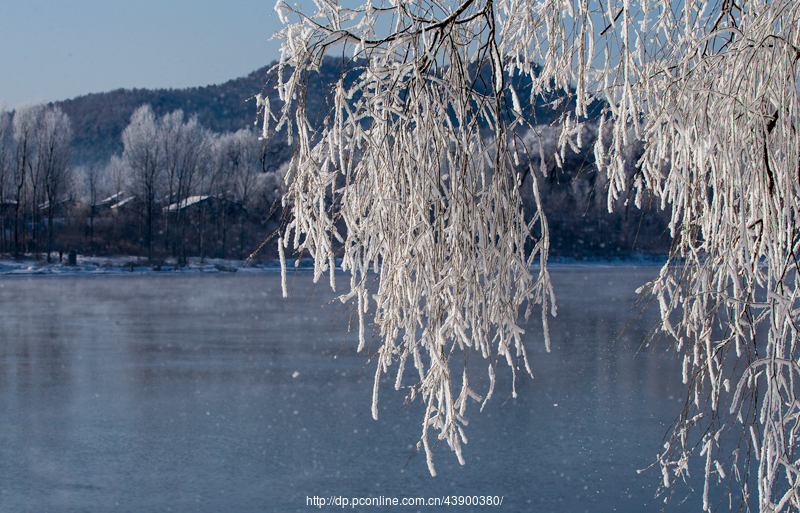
{"left": 0, "top": 269, "right": 711, "bottom": 512}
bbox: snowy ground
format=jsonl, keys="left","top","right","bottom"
{"left": 0, "top": 255, "right": 289, "bottom": 275}
{"left": 0, "top": 253, "right": 667, "bottom": 276}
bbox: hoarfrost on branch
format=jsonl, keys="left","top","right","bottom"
{"left": 264, "top": 0, "right": 800, "bottom": 508}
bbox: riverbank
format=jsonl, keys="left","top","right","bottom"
{"left": 0, "top": 255, "right": 285, "bottom": 275}
{"left": 0, "top": 252, "right": 667, "bottom": 276}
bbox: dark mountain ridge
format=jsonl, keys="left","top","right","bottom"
{"left": 54, "top": 65, "right": 276, "bottom": 164}
{"left": 54, "top": 57, "right": 595, "bottom": 165}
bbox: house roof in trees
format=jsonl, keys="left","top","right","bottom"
{"left": 164, "top": 195, "right": 210, "bottom": 212}
{"left": 110, "top": 197, "right": 135, "bottom": 210}
{"left": 101, "top": 191, "right": 126, "bottom": 205}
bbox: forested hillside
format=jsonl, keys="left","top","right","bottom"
{"left": 55, "top": 65, "right": 277, "bottom": 164}
{"left": 36, "top": 57, "right": 671, "bottom": 259}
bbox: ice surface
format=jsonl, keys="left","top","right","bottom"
{"left": 0, "top": 267, "right": 719, "bottom": 512}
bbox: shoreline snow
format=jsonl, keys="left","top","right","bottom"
{"left": 0, "top": 256, "right": 283, "bottom": 276}
{"left": 0, "top": 254, "right": 667, "bottom": 276}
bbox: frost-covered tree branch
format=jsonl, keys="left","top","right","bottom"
{"left": 622, "top": 1, "right": 800, "bottom": 510}
{"left": 262, "top": 0, "right": 800, "bottom": 508}
{"left": 265, "top": 0, "right": 559, "bottom": 477}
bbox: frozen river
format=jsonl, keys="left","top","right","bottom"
{"left": 0, "top": 267, "right": 712, "bottom": 511}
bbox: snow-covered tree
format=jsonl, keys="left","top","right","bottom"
{"left": 265, "top": 0, "right": 800, "bottom": 509}
{"left": 0, "top": 108, "right": 11, "bottom": 252}
{"left": 161, "top": 109, "right": 185, "bottom": 255}
{"left": 122, "top": 105, "right": 162, "bottom": 261}
{"left": 11, "top": 103, "right": 43, "bottom": 256}
{"left": 215, "top": 129, "right": 265, "bottom": 258}
{"left": 36, "top": 106, "right": 73, "bottom": 261}
{"left": 76, "top": 162, "right": 103, "bottom": 251}
{"left": 160, "top": 110, "right": 210, "bottom": 261}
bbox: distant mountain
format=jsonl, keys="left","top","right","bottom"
{"left": 53, "top": 58, "right": 573, "bottom": 165}
{"left": 54, "top": 64, "right": 278, "bottom": 164}
{"left": 53, "top": 58, "right": 585, "bottom": 165}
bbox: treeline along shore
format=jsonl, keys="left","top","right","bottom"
{"left": 0, "top": 102, "right": 284, "bottom": 264}
{"left": 0, "top": 58, "right": 672, "bottom": 264}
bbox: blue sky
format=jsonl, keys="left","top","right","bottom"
{"left": 0, "top": 0, "right": 285, "bottom": 109}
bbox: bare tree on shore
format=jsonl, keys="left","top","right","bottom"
{"left": 122, "top": 105, "right": 162, "bottom": 262}
{"left": 37, "top": 106, "right": 73, "bottom": 262}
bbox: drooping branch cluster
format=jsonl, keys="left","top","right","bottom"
{"left": 267, "top": 0, "right": 561, "bottom": 476}
{"left": 265, "top": 0, "right": 800, "bottom": 508}
{"left": 631, "top": 1, "right": 800, "bottom": 509}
